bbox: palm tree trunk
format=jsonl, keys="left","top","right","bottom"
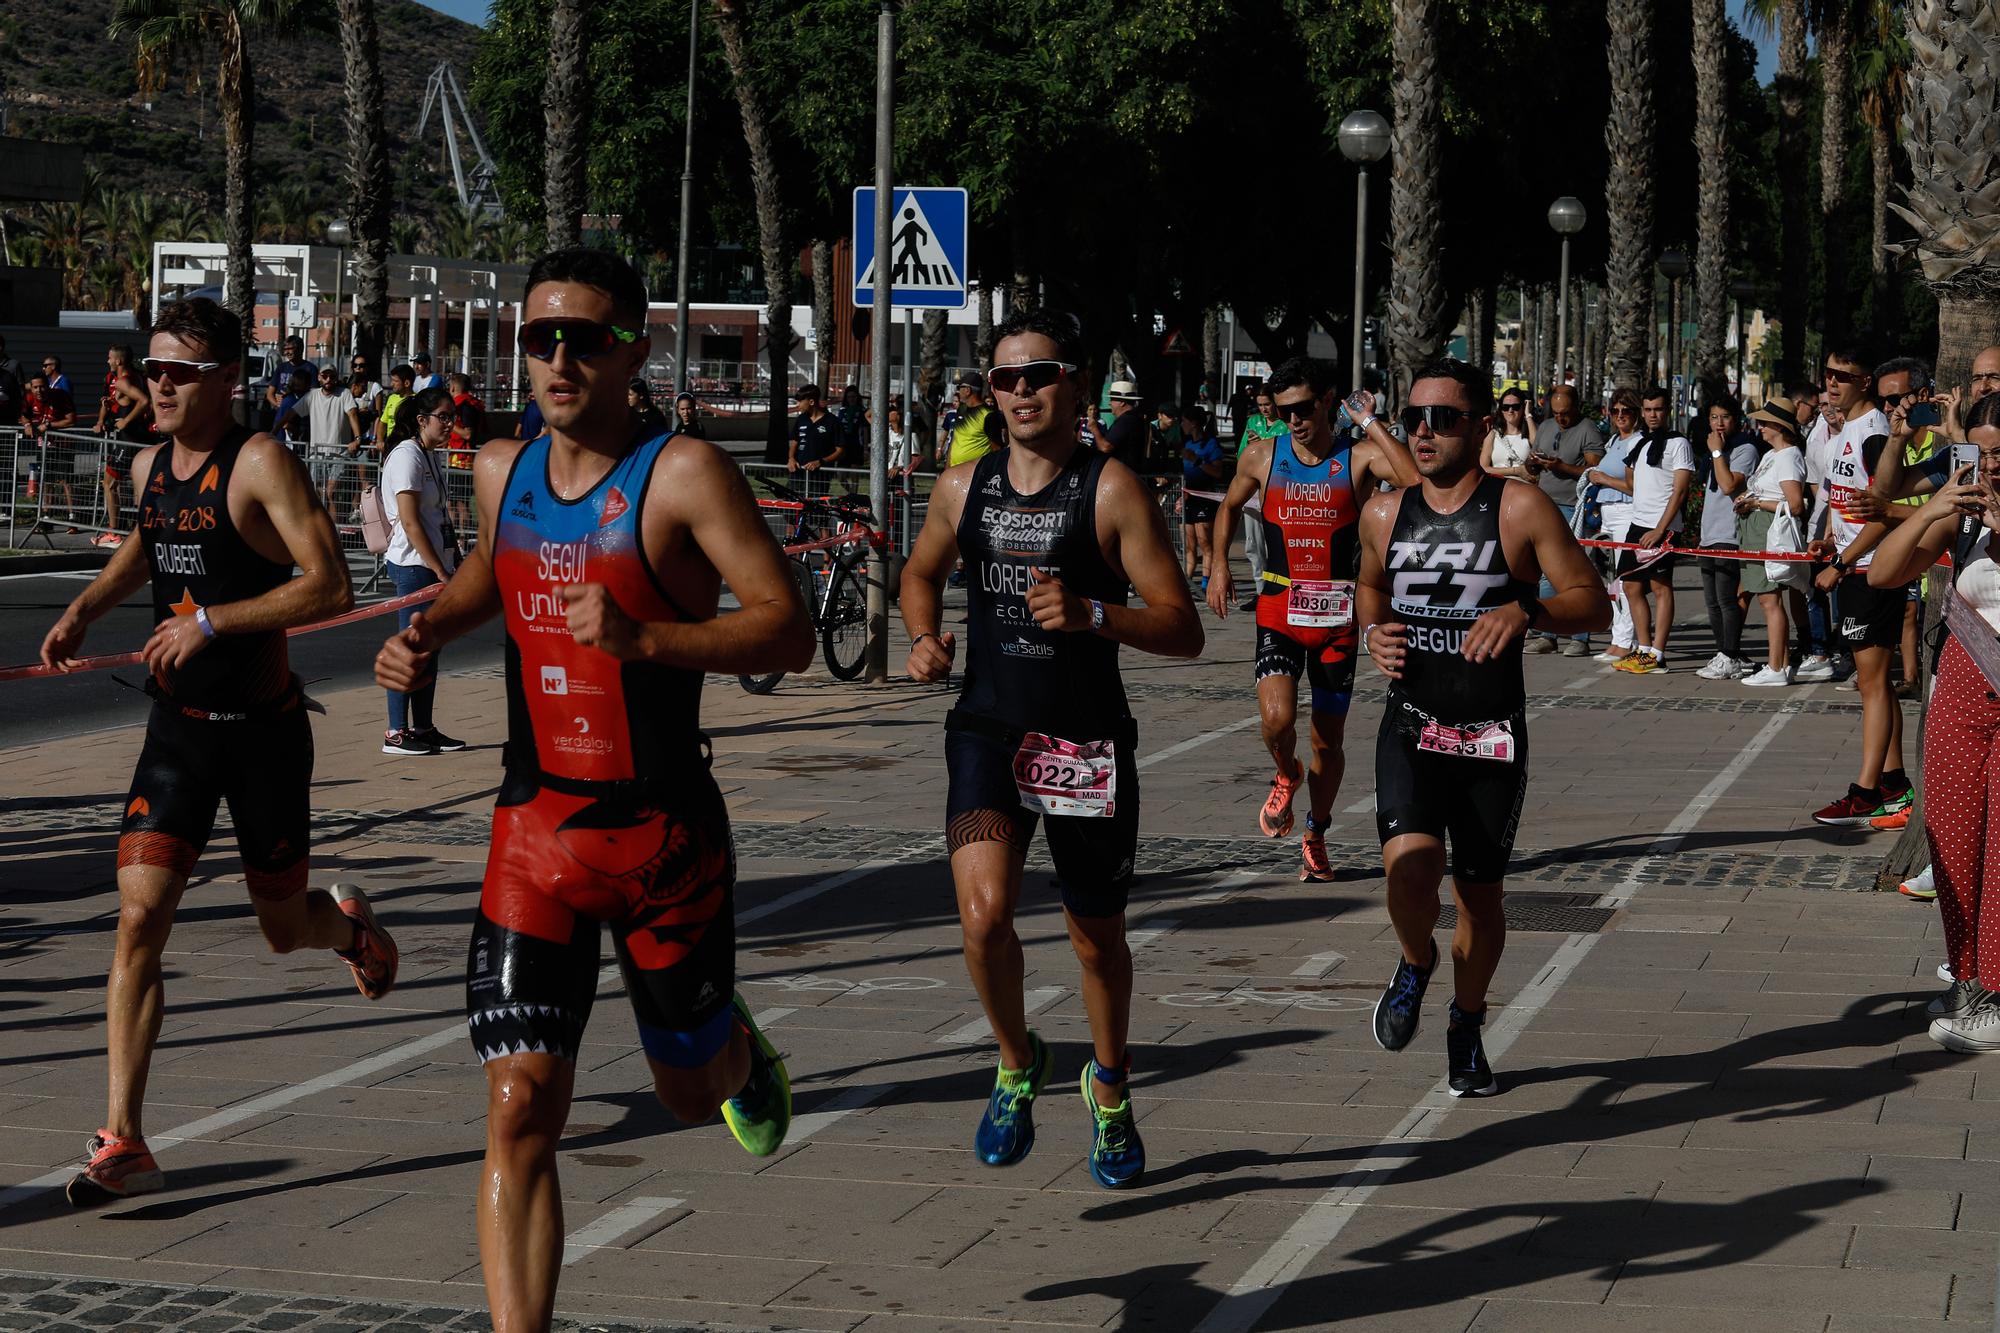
{"left": 975, "top": 283, "right": 994, "bottom": 364}
{"left": 1869, "top": 109, "right": 1898, "bottom": 343}
{"left": 1777, "top": 0, "right": 1809, "bottom": 384}
{"left": 1692, "top": 0, "right": 1730, "bottom": 388}
{"left": 811, "top": 237, "right": 834, "bottom": 382}
{"left": 1819, "top": 8, "right": 1854, "bottom": 347}
{"left": 543, "top": 0, "right": 590, "bottom": 249}
{"left": 220, "top": 19, "right": 255, "bottom": 419}
{"left": 921, "top": 308, "right": 947, "bottom": 397}
{"left": 1603, "top": 0, "right": 1655, "bottom": 391}
{"left": 714, "top": 0, "right": 796, "bottom": 463}
{"left": 339, "top": 0, "right": 390, "bottom": 375}
{"left": 1386, "top": 0, "right": 1446, "bottom": 386}
{"left": 1009, "top": 210, "right": 1035, "bottom": 315}
{"left": 1468, "top": 284, "right": 1493, "bottom": 377}
{"left": 1202, "top": 306, "right": 1221, "bottom": 406}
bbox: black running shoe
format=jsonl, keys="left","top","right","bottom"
{"left": 1446, "top": 1000, "right": 1497, "bottom": 1096}
{"left": 381, "top": 729, "right": 438, "bottom": 756}
{"left": 411, "top": 726, "right": 467, "bottom": 752}
{"left": 1372, "top": 939, "right": 1437, "bottom": 1052}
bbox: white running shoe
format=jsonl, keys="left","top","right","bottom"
{"left": 1729, "top": 657, "right": 1758, "bottom": 678}
{"left": 1695, "top": 652, "right": 1734, "bottom": 680}
{"left": 1899, "top": 866, "right": 1937, "bottom": 901}
{"left": 1594, "top": 646, "right": 1636, "bottom": 664}
{"left": 1794, "top": 655, "right": 1836, "bottom": 683}
{"left": 1940, "top": 959, "right": 1957, "bottom": 983}
{"left": 1741, "top": 665, "right": 1792, "bottom": 687}
{"left": 1931, "top": 996, "right": 2000, "bottom": 1053}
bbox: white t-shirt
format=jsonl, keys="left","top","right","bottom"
{"left": 1700, "top": 440, "right": 1761, "bottom": 547}
{"left": 410, "top": 372, "right": 444, "bottom": 394}
{"left": 1747, "top": 445, "right": 1807, "bottom": 504}
{"left": 1804, "top": 415, "right": 1835, "bottom": 531}
{"left": 888, "top": 427, "right": 912, "bottom": 471}
{"left": 306, "top": 387, "right": 357, "bottom": 448}
{"left": 1487, "top": 431, "right": 1533, "bottom": 471}
{"left": 1822, "top": 406, "right": 1892, "bottom": 567}
{"left": 382, "top": 440, "right": 453, "bottom": 570}
{"left": 1628, "top": 434, "right": 1695, "bottom": 530}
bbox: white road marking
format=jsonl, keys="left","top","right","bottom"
{"left": 787, "top": 1082, "right": 891, "bottom": 1141}
{"left": 752, "top": 1007, "right": 798, "bottom": 1028}
{"left": 1290, "top": 950, "right": 1346, "bottom": 979}
{"left": 936, "top": 986, "right": 1064, "bottom": 1045}
{"left": 561, "top": 1195, "right": 683, "bottom": 1266}
{"left": 1126, "top": 919, "right": 1182, "bottom": 953}
{"left": 1138, "top": 714, "right": 1259, "bottom": 769}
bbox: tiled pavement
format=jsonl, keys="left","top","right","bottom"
{"left": 0, "top": 585, "right": 1972, "bottom": 1332}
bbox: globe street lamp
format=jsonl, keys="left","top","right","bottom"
{"left": 1658, "top": 247, "right": 1690, "bottom": 418}
{"left": 325, "top": 218, "right": 352, "bottom": 364}
{"left": 1338, "top": 109, "right": 1390, "bottom": 392}
{"left": 1729, "top": 278, "right": 1756, "bottom": 397}
{"left": 1548, "top": 197, "right": 1586, "bottom": 393}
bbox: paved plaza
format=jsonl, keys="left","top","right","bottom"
{"left": 0, "top": 583, "right": 1979, "bottom": 1332}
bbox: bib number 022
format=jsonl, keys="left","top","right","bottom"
{"left": 1012, "top": 732, "right": 1117, "bottom": 817}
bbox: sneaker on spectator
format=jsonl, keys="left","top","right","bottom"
{"left": 1794, "top": 655, "right": 1836, "bottom": 682}
{"left": 1695, "top": 652, "right": 1736, "bottom": 679}
{"left": 1617, "top": 650, "right": 1667, "bottom": 674}
{"left": 1835, "top": 676, "right": 1860, "bottom": 692}
{"left": 409, "top": 726, "right": 466, "bottom": 752}
{"left": 1525, "top": 637, "right": 1556, "bottom": 654}
{"left": 1594, "top": 645, "right": 1636, "bottom": 664}
{"left": 1812, "top": 784, "right": 1883, "bottom": 827}
{"left": 1928, "top": 976, "right": 1986, "bottom": 1020}
{"left": 1741, "top": 665, "right": 1792, "bottom": 687}
{"left": 1560, "top": 639, "right": 1591, "bottom": 657}
{"left": 382, "top": 729, "right": 438, "bottom": 756}
{"left": 1899, "top": 866, "right": 1937, "bottom": 901}
{"left": 1931, "top": 995, "right": 2000, "bottom": 1053}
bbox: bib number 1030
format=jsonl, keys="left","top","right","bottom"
{"left": 1012, "top": 733, "right": 1117, "bottom": 817}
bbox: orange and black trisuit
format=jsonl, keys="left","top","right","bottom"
{"left": 120, "top": 428, "right": 311, "bottom": 899}
{"left": 1253, "top": 431, "right": 1361, "bottom": 714}
{"left": 466, "top": 428, "right": 738, "bottom": 1069}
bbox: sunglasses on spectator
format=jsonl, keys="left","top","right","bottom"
{"left": 518, "top": 318, "right": 639, "bottom": 362}
{"left": 1399, "top": 403, "right": 1471, "bottom": 434}
{"left": 1610, "top": 406, "right": 1635, "bottom": 416}
{"left": 143, "top": 357, "right": 222, "bottom": 384}
{"left": 1823, "top": 365, "right": 1866, "bottom": 385}
{"left": 1499, "top": 400, "right": 1524, "bottom": 411}
{"left": 1880, "top": 390, "right": 1919, "bottom": 408}
{"left": 987, "top": 360, "right": 1076, "bottom": 395}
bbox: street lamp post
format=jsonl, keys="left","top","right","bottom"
{"left": 325, "top": 218, "right": 351, "bottom": 363}
{"left": 673, "top": 0, "right": 699, "bottom": 399}
{"left": 1729, "top": 278, "right": 1756, "bottom": 397}
{"left": 1337, "top": 110, "right": 1389, "bottom": 393}
{"left": 1658, "top": 247, "right": 1690, "bottom": 421}
{"left": 1548, "top": 197, "right": 1586, "bottom": 393}
{"left": 866, "top": 0, "right": 894, "bottom": 683}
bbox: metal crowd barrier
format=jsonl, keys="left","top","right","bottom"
{"left": 5, "top": 427, "right": 135, "bottom": 550}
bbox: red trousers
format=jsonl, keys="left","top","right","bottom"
{"left": 1929, "top": 638, "right": 2000, "bottom": 983}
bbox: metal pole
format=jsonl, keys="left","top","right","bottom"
{"left": 330, "top": 248, "right": 344, "bottom": 369}
{"left": 866, "top": 1, "right": 894, "bottom": 683}
{"left": 673, "top": 0, "right": 698, "bottom": 400}
{"left": 1735, "top": 297, "right": 1746, "bottom": 395}
{"left": 1555, "top": 238, "right": 1570, "bottom": 392}
{"left": 1350, "top": 164, "right": 1368, "bottom": 392}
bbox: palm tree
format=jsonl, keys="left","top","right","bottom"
{"left": 1692, "top": 0, "right": 1732, "bottom": 387}
{"left": 1778, "top": 0, "right": 1810, "bottom": 381}
{"left": 339, "top": 0, "right": 391, "bottom": 373}
{"left": 1386, "top": 0, "right": 1447, "bottom": 390}
{"left": 1603, "top": 0, "right": 1657, "bottom": 389}
{"left": 111, "top": 0, "right": 325, "bottom": 377}
{"left": 32, "top": 200, "right": 105, "bottom": 307}
{"left": 715, "top": 0, "right": 798, "bottom": 463}
{"left": 1818, "top": 0, "right": 1860, "bottom": 345}
{"left": 543, "top": 0, "right": 589, "bottom": 249}
{"left": 389, "top": 217, "right": 423, "bottom": 256}
{"left": 435, "top": 203, "right": 491, "bottom": 260}
{"left": 1856, "top": 0, "right": 1910, "bottom": 340}
{"left": 164, "top": 196, "right": 214, "bottom": 242}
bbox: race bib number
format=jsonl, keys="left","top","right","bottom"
{"left": 1416, "top": 718, "right": 1516, "bottom": 763}
{"left": 1012, "top": 732, "right": 1117, "bottom": 817}
{"left": 1287, "top": 579, "right": 1354, "bottom": 629}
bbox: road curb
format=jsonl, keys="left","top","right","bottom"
{"left": 0, "top": 551, "right": 112, "bottom": 575}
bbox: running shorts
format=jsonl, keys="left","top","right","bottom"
{"left": 1614, "top": 546, "right": 1676, "bottom": 581}
{"left": 943, "top": 716, "right": 1138, "bottom": 918}
{"left": 1184, "top": 494, "right": 1219, "bottom": 526}
{"left": 104, "top": 443, "right": 141, "bottom": 481}
{"left": 1838, "top": 572, "right": 1906, "bottom": 650}
{"left": 1373, "top": 709, "right": 1529, "bottom": 884}
{"left": 118, "top": 694, "right": 313, "bottom": 899}
{"left": 1255, "top": 623, "right": 1357, "bottom": 716}
{"left": 466, "top": 768, "right": 737, "bottom": 1068}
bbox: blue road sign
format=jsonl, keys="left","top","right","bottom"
{"left": 853, "top": 186, "right": 969, "bottom": 310}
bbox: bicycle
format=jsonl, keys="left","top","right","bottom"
{"left": 739, "top": 480, "right": 880, "bottom": 694}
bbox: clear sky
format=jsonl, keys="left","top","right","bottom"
{"left": 419, "top": 0, "right": 490, "bottom": 26}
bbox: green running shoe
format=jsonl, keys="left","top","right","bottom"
{"left": 1081, "top": 1061, "right": 1146, "bottom": 1189}
{"left": 974, "top": 1031, "right": 1050, "bottom": 1166}
{"left": 721, "top": 994, "right": 790, "bottom": 1157}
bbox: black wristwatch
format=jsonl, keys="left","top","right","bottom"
{"left": 1516, "top": 594, "right": 1545, "bottom": 628}
{"left": 1831, "top": 555, "right": 1849, "bottom": 573}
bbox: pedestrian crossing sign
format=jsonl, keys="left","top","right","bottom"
{"left": 853, "top": 186, "right": 969, "bottom": 310}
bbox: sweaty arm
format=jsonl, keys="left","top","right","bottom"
{"left": 1094, "top": 462, "right": 1203, "bottom": 658}
{"left": 1356, "top": 494, "right": 1405, "bottom": 678}
{"left": 899, "top": 465, "right": 969, "bottom": 680}
{"left": 1206, "top": 439, "right": 1267, "bottom": 616}
{"left": 208, "top": 436, "right": 354, "bottom": 633}
{"left": 1357, "top": 419, "right": 1420, "bottom": 490}
{"left": 39, "top": 446, "right": 164, "bottom": 666}
{"left": 1512, "top": 485, "right": 1612, "bottom": 635}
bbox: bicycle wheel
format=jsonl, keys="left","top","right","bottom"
{"left": 820, "top": 551, "right": 869, "bottom": 680}
{"left": 739, "top": 557, "right": 814, "bottom": 694}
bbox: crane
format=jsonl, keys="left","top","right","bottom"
{"left": 416, "top": 62, "right": 502, "bottom": 218}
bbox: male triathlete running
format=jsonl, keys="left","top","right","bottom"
{"left": 38, "top": 297, "right": 388, "bottom": 1205}
{"left": 1357, "top": 359, "right": 1609, "bottom": 1095}
{"left": 901, "top": 308, "right": 1202, "bottom": 1190}
{"left": 374, "top": 249, "right": 812, "bottom": 1333}
{"left": 1208, "top": 356, "right": 1417, "bottom": 880}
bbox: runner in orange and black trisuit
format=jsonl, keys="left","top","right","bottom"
{"left": 375, "top": 249, "right": 812, "bottom": 1333}
{"left": 38, "top": 298, "right": 381, "bottom": 1208}
{"left": 1209, "top": 355, "right": 1417, "bottom": 881}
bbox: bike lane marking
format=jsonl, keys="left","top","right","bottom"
{"left": 562, "top": 1196, "right": 685, "bottom": 1267}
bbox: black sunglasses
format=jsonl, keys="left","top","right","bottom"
{"left": 987, "top": 360, "right": 1076, "bottom": 395}
{"left": 1399, "top": 404, "right": 1471, "bottom": 435}
{"left": 1498, "top": 400, "right": 1524, "bottom": 411}
{"left": 1274, "top": 397, "right": 1320, "bottom": 422}
{"left": 519, "top": 318, "right": 639, "bottom": 362}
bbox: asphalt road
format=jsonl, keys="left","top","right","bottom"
{"left": 0, "top": 569, "right": 507, "bottom": 748}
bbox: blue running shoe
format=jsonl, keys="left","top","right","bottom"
{"left": 974, "top": 1031, "right": 1050, "bottom": 1166}
{"left": 1372, "top": 939, "right": 1438, "bottom": 1052}
{"left": 1081, "top": 1060, "right": 1145, "bottom": 1189}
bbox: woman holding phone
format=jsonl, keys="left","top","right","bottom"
{"left": 1870, "top": 393, "right": 2000, "bottom": 1051}
{"left": 380, "top": 385, "right": 463, "bottom": 757}
{"left": 1481, "top": 392, "right": 1536, "bottom": 481}
{"left": 1735, "top": 398, "right": 1812, "bottom": 686}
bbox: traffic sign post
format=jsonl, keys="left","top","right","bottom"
{"left": 853, "top": 186, "right": 969, "bottom": 311}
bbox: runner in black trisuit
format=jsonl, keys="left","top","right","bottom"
{"left": 39, "top": 297, "right": 393, "bottom": 1205}
{"left": 901, "top": 308, "right": 1202, "bottom": 1189}
{"left": 1356, "top": 360, "right": 1609, "bottom": 1095}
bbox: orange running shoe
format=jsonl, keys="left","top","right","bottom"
{"left": 1300, "top": 830, "right": 1335, "bottom": 882}
{"left": 331, "top": 883, "right": 398, "bottom": 1000}
{"left": 1259, "top": 770, "right": 1302, "bottom": 838}
{"left": 66, "top": 1130, "right": 164, "bottom": 1206}
{"left": 1869, "top": 809, "right": 1910, "bottom": 831}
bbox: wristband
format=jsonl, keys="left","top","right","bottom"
{"left": 1516, "top": 595, "right": 1545, "bottom": 628}
{"left": 1087, "top": 599, "right": 1106, "bottom": 632}
{"left": 1357, "top": 415, "right": 1376, "bottom": 433}
{"left": 194, "top": 607, "right": 217, "bottom": 640}
{"left": 911, "top": 631, "right": 938, "bottom": 651}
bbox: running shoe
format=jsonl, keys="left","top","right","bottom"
{"left": 721, "top": 993, "right": 791, "bottom": 1157}
{"left": 66, "top": 1130, "right": 164, "bottom": 1206}
{"left": 1869, "top": 809, "right": 1910, "bottom": 831}
{"left": 1878, "top": 785, "right": 1915, "bottom": 815}
{"left": 1559, "top": 639, "right": 1591, "bottom": 657}
{"left": 1930, "top": 996, "right": 2000, "bottom": 1053}
{"left": 1794, "top": 655, "right": 1837, "bottom": 683}
{"left": 974, "top": 1031, "right": 1050, "bottom": 1167}
{"left": 1941, "top": 960, "right": 1958, "bottom": 982}
{"left": 331, "top": 883, "right": 398, "bottom": 1000}
{"left": 91, "top": 532, "right": 123, "bottom": 549}
{"left": 1593, "top": 646, "right": 1637, "bottom": 664}
{"left": 1080, "top": 1061, "right": 1145, "bottom": 1189}
{"left": 382, "top": 729, "right": 437, "bottom": 756}
{"left": 1900, "top": 866, "right": 1937, "bottom": 901}
{"left": 1525, "top": 636, "right": 1556, "bottom": 654}
{"left": 1300, "top": 821, "right": 1334, "bottom": 883}
{"left": 1812, "top": 786, "right": 1884, "bottom": 828}
{"left": 1695, "top": 652, "right": 1736, "bottom": 679}
{"left": 1616, "top": 651, "right": 1667, "bottom": 674}
{"left": 410, "top": 726, "right": 467, "bottom": 752}
{"left": 1259, "top": 770, "right": 1303, "bottom": 839}
{"left": 1373, "top": 939, "right": 1438, "bottom": 1052}
{"left": 1445, "top": 1001, "right": 1497, "bottom": 1097}
{"left": 1926, "top": 977, "right": 1986, "bottom": 1021}
{"left": 1741, "top": 665, "right": 1792, "bottom": 687}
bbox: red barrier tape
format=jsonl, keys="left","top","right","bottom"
{"left": 0, "top": 583, "right": 443, "bottom": 683}
{"left": 784, "top": 529, "right": 884, "bottom": 556}
{"left": 1576, "top": 538, "right": 1819, "bottom": 563}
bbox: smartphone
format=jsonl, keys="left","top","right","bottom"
{"left": 1954, "top": 442, "right": 1979, "bottom": 474}
{"left": 1908, "top": 402, "right": 1942, "bottom": 428}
